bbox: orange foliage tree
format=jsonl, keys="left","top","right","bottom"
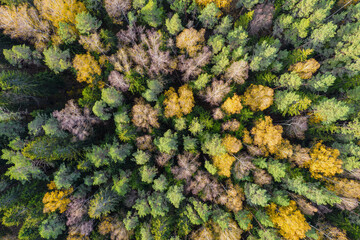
{"left": 243, "top": 116, "right": 283, "bottom": 156}
{"left": 288, "top": 58, "right": 320, "bottom": 79}
{"left": 222, "top": 134, "right": 242, "bottom": 154}
{"left": 196, "top": 0, "right": 232, "bottom": 8}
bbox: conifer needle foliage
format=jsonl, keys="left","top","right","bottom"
{"left": 1, "top": 0, "right": 360, "bottom": 239}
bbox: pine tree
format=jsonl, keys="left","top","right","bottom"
{"left": 250, "top": 39, "right": 282, "bottom": 72}
{"left": 54, "top": 164, "right": 80, "bottom": 189}
{"left": 274, "top": 90, "right": 311, "bottom": 116}
{"left": 43, "top": 47, "right": 71, "bottom": 74}
{"left": 140, "top": 165, "right": 158, "bottom": 183}
{"left": 198, "top": 3, "right": 220, "bottom": 29}
{"left": 244, "top": 183, "right": 270, "bottom": 207}
{"left": 166, "top": 13, "right": 183, "bottom": 35}
{"left": 75, "top": 12, "right": 101, "bottom": 35}
{"left": 39, "top": 214, "right": 66, "bottom": 239}
{"left": 312, "top": 98, "right": 352, "bottom": 125}
{"left": 140, "top": 0, "right": 164, "bottom": 28}
{"left": 88, "top": 190, "right": 118, "bottom": 219}
{"left": 148, "top": 192, "right": 169, "bottom": 218}
{"left": 2, "top": 149, "right": 45, "bottom": 183}
{"left": 275, "top": 72, "right": 303, "bottom": 90}
{"left": 3, "top": 44, "right": 41, "bottom": 67}
{"left": 154, "top": 130, "right": 178, "bottom": 154}
{"left": 166, "top": 185, "right": 184, "bottom": 208}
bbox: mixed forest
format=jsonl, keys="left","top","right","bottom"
{"left": 0, "top": 0, "right": 360, "bottom": 239}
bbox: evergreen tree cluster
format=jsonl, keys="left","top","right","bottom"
{"left": 0, "top": 0, "right": 360, "bottom": 239}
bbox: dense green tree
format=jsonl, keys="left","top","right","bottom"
{"left": 39, "top": 214, "right": 65, "bottom": 239}
{"left": 274, "top": 90, "right": 311, "bottom": 116}
{"left": 198, "top": 3, "right": 220, "bottom": 29}
{"left": 250, "top": 39, "right": 284, "bottom": 72}
{"left": 153, "top": 174, "right": 168, "bottom": 192}
{"left": 166, "top": 185, "right": 184, "bottom": 208}
{"left": 165, "top": 13, "right": 183, "bottom": 35}
{"left": 140, "top": 0, "right": 164, "bottom": 27}
{"left": 75, "top": 12, "right": 102, "bottom": 35}
{"left": 312, "top": 98, "right": 353, "bottom": 125}
{"left": 154, "top": 130, "right": 178, "bottom": 154}
{"left": 244, "top": 183, "right": 270, "bottom": 207}
{"left": 88, "top": 189, "right": 118, "bottom": 219}
{"left": 275, "top": 72, "right": 302, "bottom": 90}
{"left": 43, "top": 47, "right": 71, "bottom": 74}
{"left": 3, "top": 44, "right": 41, "bottom": 67}
{"left": 54, "top": 163, "right": 80, "bottom": 189}
{"left": 148, "top": 192, "right": 169, "bottom": 217}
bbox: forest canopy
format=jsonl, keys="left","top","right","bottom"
{"left": 0, "top": 0, "right": 360, "bottom": 239}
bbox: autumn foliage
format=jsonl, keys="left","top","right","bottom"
{"left": 1, "top": 0, "right": 359, "bottom": 239}
{"left": 164, "top": 84, "right": 195, "bottom": 118}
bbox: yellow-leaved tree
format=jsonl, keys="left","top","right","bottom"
{"left": 267, "top": 201, "right": 311, "bottom": 240}
{"left": 0, "top": 4, "right": 50, "bottom": 50}
{"left": 73, "top": 52, "right": 102, "bottom": 85}
{"left": 196, "top": 0, "right": 232, "bottom": 8}
{"left": 212, "top": 153, "right": 235, "bottom": 177}
{"left": 244, "top": 116, "right": 283, "bottom": 156}
{"left": 34, "top": 0, "right": 86, "bottom": 28}
{"left": 305, "top": 142, "right": 343, "bottom": 179}
{"left": 176, "top": 28, "right": 205, "bottom": 57}
{"left": 243, "top": 84, "right": 274, "bottom": 111}
{"left": 328, "top": 178, "right": 360, "bottom": 200}
{"left": 288, "top": 58, "right": 320, "bottom": 79}
{"left": 164, "top": 84, "right": 194, "bottom": 118}
{"left": 221, "top": 94, "right": 243, "bottom": 115}
{"left": 43, "top": 181, "right": 73, "bottom": 213}
{"left": 222, "top": 134, "right": 242, "bottom": 154}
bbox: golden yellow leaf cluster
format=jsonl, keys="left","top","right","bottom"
{"left": 267, "top": 201, "right": 311, "bottom": 240}
{"left": 249, "top": 116, "right": 283, "bottom": 155}
{"left": 164, "top": 84, "right": 195, "bottom": 118}
{"left": 0, "top": 4, "right": 50, "bottom": 50}
{"left": 43, "top": 181, "right": 73, "bottom": 213}
{"left": 221, "top": 94, "right": 243, "bottom": 115}
{"left": 195, "top": 0, "right": 232, "bottom": 8}
{"left": 34, "top": 0, "right": 86, "bottom": 28}
{"left": 191, "top": 219, "right": 242, "bottom": 240}
{"left": 212, "top": 153, "right": 235, "bottom": 177}
{"left": 329, "top": 178, "right": 360, "bottom": 200}
{"left": 306, "top": 142, "right": 343, "bottom": 179}
{"left": 222, "top": 134, "right": 242, "bottom": 154}
{"left": 243, "top": 84, "right": 274, "bottom": 111}
{"left": 289, "top": 58, "right": 320, "bottom": 79}
{"left": 176, "top": 28, "right": 205, "bottom": 57}
{"left": 73, "top": 52, "right": 102, "bottom": 85}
